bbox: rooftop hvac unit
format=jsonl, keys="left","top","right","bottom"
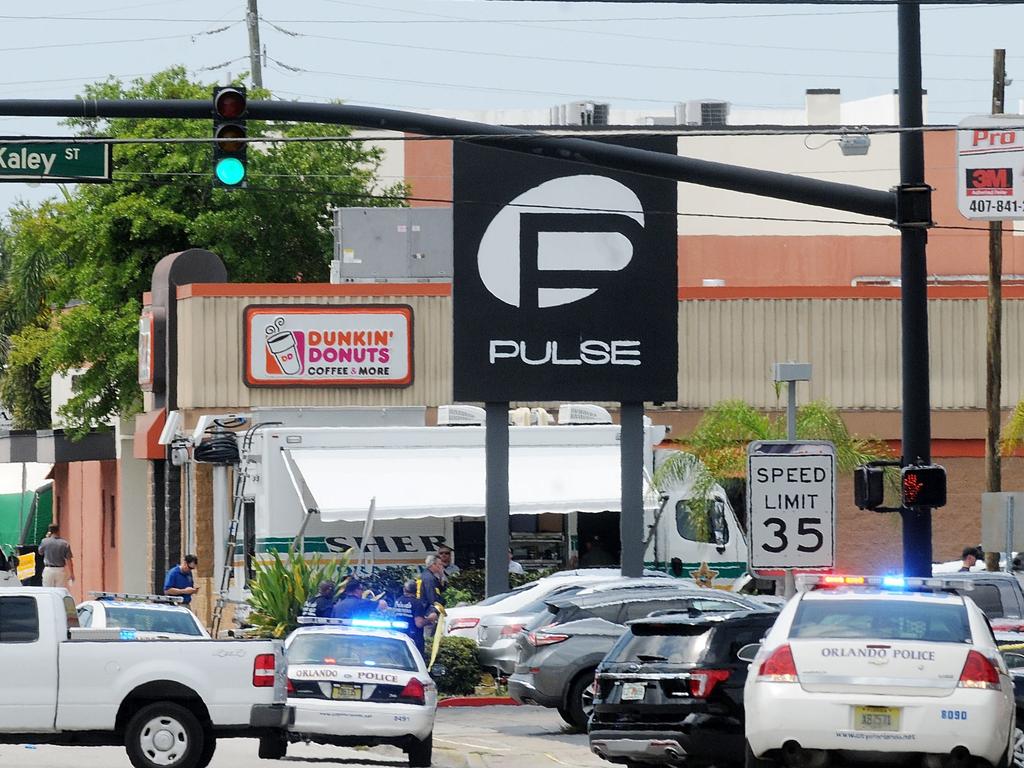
{"left": 437, "top": 405, "right": 486, "bottom": 426}
{"left": 509, "top": 407, "right": 554, "bottom": 426}
{"left": 557, "top": 404, "right": 613, "bottom": 425}
{"left": 683, "top": 100, "right": 729, "bottom": 127}
{"left": 551, "top": 101, "right": 610, "bottom": 126}
{"left": 331, "top": 207, "right": 452, "bottom": 283}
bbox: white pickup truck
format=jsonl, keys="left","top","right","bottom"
{"left": 0, "top": 587, "right": 292, "bottom": 768}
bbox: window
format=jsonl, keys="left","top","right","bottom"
{"left": 63, "top": 596, "right": 79, "bottom": 629}
{"left": 0, "top": 597, "right": 39, "bottom": 643}
{"left": 953, "top": 585, "right": 1003, "bottom": 619}
{"left": 692, "top": 598, "right": 745, "bottom": 613}
{"left": 78, "top": 606, "right": 93, "bottom": 628}
{"left": 102, "top": 607, "right": 203, "bottom": 637}
{"left": 109, "top": 494, "right": 117, "bottom": 549}
{"left": 610, "top": 625, "right": 712, "bottom": 665}
{"left": 287, "top": 634, "right": 417, "bottom": 672}
{"left": 676, "top": 498, "right": 730, "bottom": 546}
{"left": 790, "top": 599, "right": 971, "bottom": 643}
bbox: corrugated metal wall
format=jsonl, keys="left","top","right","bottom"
{"left": 177, "top": 294, "right": 1024, "bottom": 411}
{"left": 177, "top": 294, "right": 452, "bottom": 408}
{"left": 678, "top": 298, "right": 1024, "bottom": 410}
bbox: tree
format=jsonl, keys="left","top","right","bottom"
{"left": 0, "top": 68, "right": 406, "bottom": 432}
{"left": 655, "top": 400, "right": 891, "bottom": 539}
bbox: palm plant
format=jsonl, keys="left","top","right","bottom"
{"left": 246, "top": 547, "right": 351, "bottom": 638}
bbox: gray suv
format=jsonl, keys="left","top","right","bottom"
{"left": 508, "top": 587, "right": 772, "bottom": 731}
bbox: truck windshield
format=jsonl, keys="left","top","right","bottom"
{"left": 790, "top": 599, "right": 971, "bottom": 643}
{"left": 104, "top": 607, "right": 203, "bottom": 636}
{"left": 607, "top": 624, "right": 713, "bottom": 665}
{"left": 289, "top": 634, "right": 417, "bottom": 671}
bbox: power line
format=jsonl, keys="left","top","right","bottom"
{"left": 0, "top": 24, "right": 238, "bottom": 55}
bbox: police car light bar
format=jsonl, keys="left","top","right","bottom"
{"left": 796, "top": 575, "right": 975, "bottom": 592}
{"left": 296, "top": 617, "right": 409, "bottom": 630}
{"left": 90, "top": 591, "right": 185, "bottom": 605}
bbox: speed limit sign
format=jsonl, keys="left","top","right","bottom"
{"left": 747, "top": 441, "right": 836, "bottom": 573}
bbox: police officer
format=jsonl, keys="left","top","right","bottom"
{"left": 392, "top": 579, "right": 437, "bottom": 658}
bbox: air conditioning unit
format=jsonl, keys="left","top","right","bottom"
{"left": 437, "top": 405, "right": 486, "bottom": 426}
{"left": 532, "top": 408, "right": 553, "bottom": 426}
{"left": 558, "top": 404, "right": 613, "bottom": 425}
{"left": 683, "top": 99, "right": 729, "bottom": 127}
{"left": 509, "top": 407, "right": 532, "bottom": 427}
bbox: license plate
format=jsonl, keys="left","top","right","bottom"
{"left": 854, "top": 706, "right": 900, "bottom": 732}
{"left": 331, "top": 684, "right": 361, "bottom": 701}
{"left": 621, "top": 682, "right": 646, "bottom": 701}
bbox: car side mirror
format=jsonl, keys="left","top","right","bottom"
{"left": 716, "top": 545, "right": 726, "bottom": 555}
{"left": 736, "top": 643, "right": 761, "bottom": 663}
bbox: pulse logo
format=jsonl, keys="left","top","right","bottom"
{"left": 477, "top": 175, "right": 645, "bottom": 309}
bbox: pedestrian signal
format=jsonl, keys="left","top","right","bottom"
{"left": 900, "top": 464, "right": 947, "bottom": 509}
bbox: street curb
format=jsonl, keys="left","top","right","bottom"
{"left": 438, "top": 696, "right": 519, "bottom": 707}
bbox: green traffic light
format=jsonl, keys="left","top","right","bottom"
{"left": 215, "top": 157, "right": 246, "bottom": 186}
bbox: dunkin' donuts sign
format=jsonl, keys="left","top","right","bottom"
{"left": 243, "top": 305, "right": 413, "bottom": 387}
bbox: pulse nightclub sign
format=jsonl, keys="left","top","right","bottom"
{"left": 452, "top": 138, "right": 678, "bottom": 401}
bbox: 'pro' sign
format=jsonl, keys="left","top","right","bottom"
{"left": 747, "top": 441, "right": 836, "bottom": 573}
{"left": 957, "top": 114, "right": 1024, "bottom": 221}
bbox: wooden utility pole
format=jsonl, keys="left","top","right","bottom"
{"left": 246, "top": 0, "right": 263, "bottom": 89}
{"left": 985, "top": 48, "right": 1007, "bottom": 571}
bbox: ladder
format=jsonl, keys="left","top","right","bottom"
{"left": 211, "top": 451, "right": 256, "bottom": 637}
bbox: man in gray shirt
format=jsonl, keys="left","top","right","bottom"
{"left": 38, "top": 524, "right": 74, "bottom": 589}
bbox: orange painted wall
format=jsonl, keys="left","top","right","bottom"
{"left": 51, "top": 460, "right": 121, "bottom": 602}
{"left": 404, "top": 135, "right": 452, "bottom": 208}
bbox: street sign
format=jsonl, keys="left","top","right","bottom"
{"left": 981, "top": 492, "right": 1024, "bottom": 553}
{"left": 747, "top": 440, "right": 836, "bottom": 573}
{"left": 0, "top": 140, "right": 111, "bottom": 183}
{"left": 957, "top": 115, "right": 1024, "bottom": 220}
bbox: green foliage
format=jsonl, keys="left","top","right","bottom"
{"left": 1001, "top": 400, "right": 1024, "bottom": 455}
{"left": 246, "top": 548, "right": 351, "bottom": 638}
{"left": 0, "top": 67, "right": 406, "bottom": 432}
{"left": 445, "top": 567, "right": 553, "bottom": 605}
{"left": 433, "top": 636, "right": 482, "bottom": 695}
{"left": 653, "top": 452, "right": 718, "bottom": 542}
{"left": 357, "top": 566, "right": 417, "bottom": 604}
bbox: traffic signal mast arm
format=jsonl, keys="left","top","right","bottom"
{"left": 0, "top": 98, "right": 897, "bottom": 222}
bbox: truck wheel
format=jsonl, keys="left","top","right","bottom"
{"left": 258, "top": 732, "right": 288, "bottom": 760}
{"left": 561, "top": 672, "right": 596, "bottom": 732}
{"left": 125, "top": 702, "right": 205, "bottom": 768}
{"left": 408, "top": 733, "right": 432, "bottom": 767}
{"left": 196, "top": 731, "right": 216, "bottom": 768}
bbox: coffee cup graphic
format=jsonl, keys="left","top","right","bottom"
{"left": 266, "top": 330, "right": 302, "bottom": 375}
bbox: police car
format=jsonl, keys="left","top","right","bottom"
{"left": 261, "top": 618, "right": 437, "bottom": 767}
{"left": 744, "top": 575, "right": 1016, "bottom": 768}
{"left": 76, "top": 592, "right": 210, "bottom": 639}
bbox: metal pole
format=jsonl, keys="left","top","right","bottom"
{"left": 485, "top": 402, "right": 510, "bottom": 597}
{"left": 1006, "top": 496, "right": 1015, "bottom": 574}
{"left": 212, "top": 465, "right": 229, "bottom": 580}
{"left": 897, "top": 1, "right": 933, "bottom": 578}
{"left": 246, "top": 0, "right": 264, "bottom": 89}
{"left": 787, "top": 382, "right": 798, "bottom": 442}
{"left": 620, "top": 402, "right": 645, "bottom": 578}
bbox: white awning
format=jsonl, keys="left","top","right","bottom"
{"left": 285, "top": 444, "right": 635, "bottom": 523}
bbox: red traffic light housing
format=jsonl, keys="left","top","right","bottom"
{"left": 901, "top": 464, "right": 947, "bottom": 509}
{"left": 212, "top": 86, "right": 247, "bottom": 188}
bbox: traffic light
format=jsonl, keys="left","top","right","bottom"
{"left": 212, "top": 86, "right": 247, "bottom": 188}
{"left": 854, "top": 465, "right": 885, "bottom": 511}
{"left": 900, "top": 464, "right": 947, "bottom": 509}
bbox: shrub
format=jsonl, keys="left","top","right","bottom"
{"left": 432, "top": 636, "right": 482, "bottom": 695}
{"left": 445, "top": 567, "right": 555, "bottom": 604}
{"left": 246, "top": 547, "right": 350, "bottom": 638}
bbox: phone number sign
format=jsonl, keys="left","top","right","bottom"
{"left": 747, "top": 441, "right": 835, "bottom": 573}
{"left": 957, "top": 115, "right": 1024, "bottom": 220}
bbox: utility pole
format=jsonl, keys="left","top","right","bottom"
{"left": 246, "top": 0, "right": 263, "bottom": 89}
{"left": 985, "top": 48, "right": 1007, "bottom": 572}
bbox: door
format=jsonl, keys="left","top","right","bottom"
{"left": 0, "top": 595, "right": 58, "bottom": 730}
{"left": 666, "top": 492, "right": 745, "bottom": 585}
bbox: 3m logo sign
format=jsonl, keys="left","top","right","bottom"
{"left": 966, "top": 168, "right": 1013, "bottom": 197}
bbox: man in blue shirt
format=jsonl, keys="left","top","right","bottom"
{"left": 163, "top": 554, "right": 199, "bottom": 605}
{"left": 300, "top": 580, "right": 337, "bottom": 618}
{"left": 331, "top": 579, "right": 387, "bottom": 620}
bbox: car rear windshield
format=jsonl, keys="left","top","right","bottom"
{"left": 607, "top": 624, "right": 713, "bottom": 665}
{"left": 289, "top": 634, "right": 417, "bottom": 671}
{"left": 790, "top": 599, "right": 971, "bottom": 643}
{"left": 104, "top": 607, "right": 203, "bottom": 636}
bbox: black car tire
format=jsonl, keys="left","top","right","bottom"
{"left": 1010, "top": 725, "right": 1024, "bottom": 768}
{"left": 561, "top": 671, "right": 596, "bottom": 732}
{"left": 744, "top": 740, "right": 775, "bottom": 768}
{"left": 195, "top": 731, "right": 216, "bottom": 768}
{"left": 257, "top": 732, "right": 288, "bottom": 760}
{"left": 125, "top": 701, "right": 205, "bottom": 768}
{"left": 408, "top": 733, "right": 433, "bottom": 767}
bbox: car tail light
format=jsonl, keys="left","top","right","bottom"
{"left": 398, "top": 677, "right": 426, "bottom": 704}
{"left": 757, "top": 644, "right": 798, "bottom": 683}
{"left": 286, "top": 678, "right": 295, "bottom": 694}
{"left": 448, "top": 618, "right": 479, "bottom": 632}
{"left": 527, "top": 629, "right": 570, "bottom": 647}
{"left": 689, "top": 669, "right": 731, "bottom": 698}
{"left": 253, "top": 653, "right": 276, "bottom": 687}
{"left": 958, "top": 651, "right": 1001, "bottom": 690}
{"left": 501, "top": 623, "right": 526, "bottom": 637}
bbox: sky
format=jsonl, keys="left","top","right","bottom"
{"left": 0, "top": 0, "right": 1023, "bottom": 216}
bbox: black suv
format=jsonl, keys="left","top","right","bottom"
{"left": 589, "top": 611, "right": 778, "bottom": 768}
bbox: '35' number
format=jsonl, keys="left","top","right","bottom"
{"left": 761, "top": 517, "right": 824, "bottom": 553}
